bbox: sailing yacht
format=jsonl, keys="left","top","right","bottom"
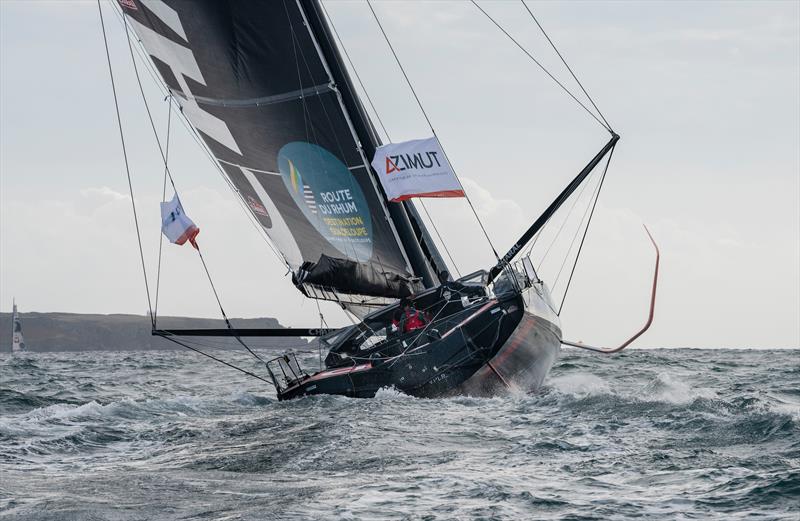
{"left": 105, "top": 1, "right": 656, "bottom": 400}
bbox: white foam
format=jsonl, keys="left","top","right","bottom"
{"left": 642, "top": 372, "right": 716, "bottom": 404}
{"left": 374, "top": 386, "right": 415, "bottom": 401}
{"left": 23, "top": 401, "right": 107, "bottom": 421}
{"left": 549, "top": 373, "right": 612, "bottom": 397}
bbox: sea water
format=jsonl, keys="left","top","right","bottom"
{"left": 1, "top": 348, "right": 798, "bottom": 520}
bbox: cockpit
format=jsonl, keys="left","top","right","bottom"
{"left": 322, "top": 274, "right": 490, "bottom": 368}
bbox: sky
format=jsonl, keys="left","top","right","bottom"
{"left": 1, "top": 0, "right": 798, "bottom": 348}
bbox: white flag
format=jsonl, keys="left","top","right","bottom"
{"left": 371, "top": 137, "right": 465, "bottom": 202}
{"left": 160, "top": 193, "right": 199, "bottom": 249}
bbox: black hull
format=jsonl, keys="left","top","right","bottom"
{"left": 275, "top": 284, "right": 561, "bottom": 400}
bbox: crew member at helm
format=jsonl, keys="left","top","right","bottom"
{"left": 391, "top": 299, "right": 428, "bottom": 334}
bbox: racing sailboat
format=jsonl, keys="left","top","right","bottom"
{"left": 11, "top": 299, "right": 25, "bottom": 354}
{"left": 104, "top": 0, "right": 657, "bottom": 400}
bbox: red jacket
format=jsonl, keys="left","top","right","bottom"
{"left": 403, "top": 307, "right": 426, "bottom": 333}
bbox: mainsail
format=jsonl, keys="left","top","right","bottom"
{"left": 120, "top": 0, "right": 447, "bottom": 303}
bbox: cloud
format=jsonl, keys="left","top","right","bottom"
{"left": 460, "top": 177, "right": 525, "bottom": 223}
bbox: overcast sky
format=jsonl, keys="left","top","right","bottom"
{"left": 1, "top": 1, "right": 798, "bottom": 348}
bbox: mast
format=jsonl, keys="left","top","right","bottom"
{"left": 298, "top": 0, "right": 440, "bottom": 288}
{"left": 488, "top": 133, "right": 619, "bottom": 283}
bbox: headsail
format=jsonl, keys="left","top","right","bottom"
{"left": 120, "top": 0, "right": 445, "bottom": 302}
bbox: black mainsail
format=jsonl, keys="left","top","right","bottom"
{"left": 120, "top": 0, "right": 445, "bottom": 303}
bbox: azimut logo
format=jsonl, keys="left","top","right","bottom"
{"left": 385, "top": 150, "right": 442, "bottom": 174}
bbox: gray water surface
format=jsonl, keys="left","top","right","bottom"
{"left": 1, "top": 349, "right": 798, "bottom": 520}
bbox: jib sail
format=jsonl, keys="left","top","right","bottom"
{"left": 120, "top": 0, "right": 444, "bottom": 301}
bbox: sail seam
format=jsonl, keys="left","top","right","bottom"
{"left": 215, "top": 159, "right": 282, "bottom": 176}
{"left": 174, "top": 83, "right": 335, "bottom": 108}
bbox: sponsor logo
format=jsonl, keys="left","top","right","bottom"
{"left": 279, "top": 142, "right": 374, "bottom": 262}
{"left": 118, "top": 0, "right": 138, "bottom": 10}
{"left": 385, "top": 150, "right": 442, "bottom": 174}
{"left": 501, "top": 243, "right": 522, "bottom": 264}
{"left": 245, "top": 195, "right": 269, "bottom": 218}
{"left": 288, "top": 160, "right": 318, "bottom": 215}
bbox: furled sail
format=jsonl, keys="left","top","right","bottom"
{"left": 119, "top": 0, "right": 441, "bottom": 301}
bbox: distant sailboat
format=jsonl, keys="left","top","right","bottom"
{"left": 11, "top": 299, "right": 25, "bottom": 354}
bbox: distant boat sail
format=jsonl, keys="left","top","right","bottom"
{"left": 11, "top": 299, "right": 25, "bottom": 354}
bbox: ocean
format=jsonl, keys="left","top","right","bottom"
{"left": 1, "top": 348, "right": 797, "bottom": 520}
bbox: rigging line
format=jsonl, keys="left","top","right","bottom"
{"left": 288, "top": 0, "right": 362, "bottom": 266}
{"left": 418, "top": 201, "right": 462, "bottom": 277}
{"left": 122, "top": 12, "right": 177, "bottom": 194}
{"left": 321, "top": 3, "right": 462, "bottom": 277}
{"left": 520, "top": 1, "right": 613, "bottom": 131}
{"left": 314, "top": 299, "right": 327, "bottom": 370}
{"left": 120, "top": 12, "right": 290, "bottom": 333}
{"left": 301, "top": 3, "right": 415, "bottom": 274}
{"left": 523, "top": 161, "right": 601, "bottom": 260}
{"left": 297, "top": 7, "right": 371, "bottom": 267}
{"left": 522, "top": 227, "right": 543, "bottom": 258}
{"left": 97, "top": 0, "right": 154, "bottom": 329}
{"left": 281, "top": 0, "right": 312, "bottom": 155}
{"left": 557, "top": 146, "right": 615, "bottom": 315}
{"left": 153, "top": 97, "right": 172, "bottom": 327}
{"left": 551, "top": 158, "right": 606, "bottom": 293}
{"left": 111, "top": 4, "right": 289, "bottom": 270}
{"left": 366, "top": 0, "right": 500, "bottom": 261}
{"left": 194, "top": 245, "right": 266, "bottom": 364}
{"left": 319, "top": 1, "right": 392, "bottom": 143}
{"left": 156, "top": 333, "right": 274, "bottom": 386}
{"left": 470, "top": 1, "right": 612, "bottom": 133}
{"left": 536, "top": 165, "right": 596, "bottom": 268}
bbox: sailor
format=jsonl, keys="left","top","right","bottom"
{"left": 402, "top": 303, "right": 428, "bottom": 333}
{"left": 391, "top": 298, "right": 430, "bottom": 334}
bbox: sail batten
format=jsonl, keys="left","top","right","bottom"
{"left": 182, "top": 83, "right": 335, "bottom": 109}
{"left": 122, "top": 0, "right": 428, "bottom": 300}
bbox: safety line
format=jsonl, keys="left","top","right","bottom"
{"left": 97, "top": 0, "right": 154, "bottom": 329}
